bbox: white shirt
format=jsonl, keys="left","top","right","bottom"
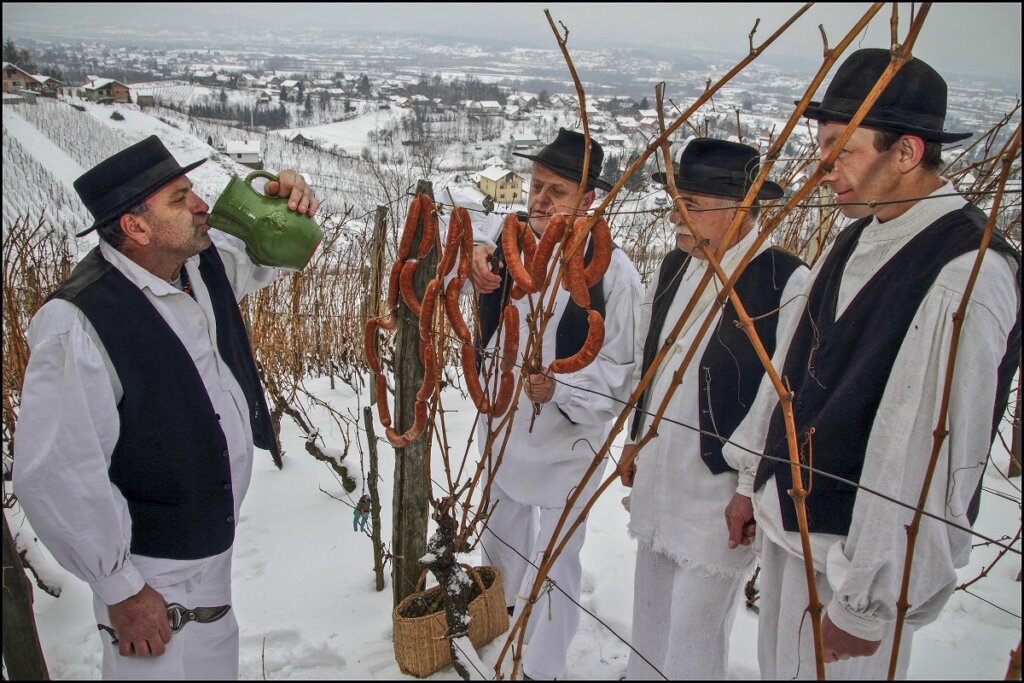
{"left": 13, "top": 231, "right": 277, "bottom": 606}
{"left": 722, "top": 183, "right": 1020, "bottom": 639}
{"left": 627, "top": 229, "right": 809, "bottom": 573}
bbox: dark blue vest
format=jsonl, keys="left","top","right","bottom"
{"left": 754, "top": 204, "right": 1021, "bottom": 535}
{"left": 630, "top": 247, "right": 805, "bottom": 474}
{"left": 49, "top": 246, "right": 280, "bottom": 560}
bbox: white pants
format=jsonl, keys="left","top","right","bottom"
{"left": 758, "top": 536, "right": 914, "bottom": 680}
{"left": 94, "top": 549, "right": 238, "bottom": 680}
{"left": 626, "top": 542, "right": 746, "bottom": 680}
{"left": 481, "top": 480, "right": 589, "bottom": 680}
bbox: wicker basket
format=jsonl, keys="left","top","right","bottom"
{"left": 393, "top": 564, "right": 509, "bottom": 678}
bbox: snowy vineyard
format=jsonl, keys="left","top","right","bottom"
{"left": 2, "top": 5, "right": 1022, "bottom": 678}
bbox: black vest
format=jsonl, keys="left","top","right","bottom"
{"left": 49, "top": 246, "right": 280, "bottom": 560}
{"left": 754, "top": 204, "right": 1021, "bottom": 535}
{"left": 630, "top": 247, "right": 805, "bottom": 474}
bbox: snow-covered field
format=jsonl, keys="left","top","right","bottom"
{"left": 277, "top": 107, "right": 407, "bottom": 157}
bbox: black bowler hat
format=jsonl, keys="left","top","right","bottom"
{"left": 652, "top": 138, "right": 784, "bottom": 201}
{"left": 513, "top": 128, "right": 612, "bottom": 192}
{"left": 74, "top": 135, "right": 207, "bottom": 237}
{"left": 800, "top": 48, "right": 971, "bottom": 143}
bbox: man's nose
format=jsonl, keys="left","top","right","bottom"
{"left": 190, "top": 194, "right": 210, "bottom": 214}
{"left": 816, "top": 160, "right": 837, "bottom": 184}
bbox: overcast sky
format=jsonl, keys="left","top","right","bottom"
{"left": 3, "top": 3, "right": 1021, "bottom": 81}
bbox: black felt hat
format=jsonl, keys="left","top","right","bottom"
{"left": 74, "top": 135, "right": 207, "bottom": 237}
{"left": 652, "top": 138, "right": 784, "bottom": 201}
{"left": 513, "top": 128, "right": 612, "bottom": 192}
{"left": 800, "top": 48, "right": 971, "bottom": 143}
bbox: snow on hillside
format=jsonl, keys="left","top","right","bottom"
{"left": 1, "top": 98, "right": 259, "bottom": 246}
{"left": 278, "top": 106, "right": 407, "bottom": 157}
{"left": 3, "top": 97, "right": 1021, "bottom": 681}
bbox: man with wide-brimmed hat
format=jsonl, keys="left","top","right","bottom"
{"left": 465, "top": 128, "right": 642, "bottom": 680}
{"left": 13, "top": 135, "right": 318, "bottom": 679}
{"left": 722, "top": 48, "right": 1021, "bottom": 678}
{"left": 618, "top": 138, "right": 808, "bottom": 679}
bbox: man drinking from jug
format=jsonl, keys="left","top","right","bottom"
{"left": 14, "top": 135, "right": 318, "bottom": 680}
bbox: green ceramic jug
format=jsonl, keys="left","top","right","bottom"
{"left": 207, "top": 170, "right": 323, "bottom": 270}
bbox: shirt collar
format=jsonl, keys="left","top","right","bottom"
{"left": 686, "top": 221, "right": 764, "bottom": 279}
{"left": 98, "top": 240, "right": 199, "bottom": 297}
{"left": 860, "top": 180, "right": 967, "bottom": 244}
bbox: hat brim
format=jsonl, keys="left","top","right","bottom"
{"left": 76, "top": 157, "right": 207, "bottom": 237}
{"left": 651, "top": 172, "right": 785, "bottom": 201}
{"left": 799, "top": 101, "right": 973, "bottom": 143}
{"left": 514, "top": 152, "right": 613, "bottom": 192}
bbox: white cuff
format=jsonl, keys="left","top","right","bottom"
{"left": 735, "top": 469, "right": 754, "bottom": 497}
{"left": 89, "top": 560, "right": 146, "bottom": 606}
{"left": 551, "top": 375, "right": 574, "bottom": 407}
{"left": 826, "top": 597, "right": 886, "bottom": 642}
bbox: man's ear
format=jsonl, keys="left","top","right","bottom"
{"left": 897, "top": 134, "right": 927, "bottom": 174}
{"left": 581, "top": 189, "right": 597, "bottom": 210}
{"left": 119, "top": 213, "right": 151, "bottom": 246}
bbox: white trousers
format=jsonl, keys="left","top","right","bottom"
{"left": 93, "top": 549, "right": 238, "bottom": 680}
{"left": 481, "top": 479, "right": 589, "bottom": 680}
{"left": 758, "top": 536, "right": 914, "bottom": 680}
{"left": 626, "top": 542, "right": 747, "bottom": 680}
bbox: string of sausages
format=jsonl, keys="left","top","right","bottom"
{"left": 500, "top": 212, "right": 613, "bottom": 374}
{"left": 364, "top": 195, "right": 521, "bottom": 448}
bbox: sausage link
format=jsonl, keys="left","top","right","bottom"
{"left": 500, "top": 304, "right": 519, "bottom": 373}
{"left": 562, "top": 234, "right": 591, "bottom": 308}
{"left": 461, "top": 343, "right": 491, "bottom": 414}
{"left": 455, "top": 208, "right": 475, "bottom": 280}
{"left": 489, "top": 370, "right": 515, "bottom": 417}
{"left": 415, "top": 194, "right": 437, "bottom": 260}
{"left": 501, "top": 213, "right": 536, "bottom": 293}
{"left": 437, "top": 208, "right": 463, "bottom": 278}
{"left": 375, "top": 374, "right": 392, "bottom": 428}
{"left": 418, "top": 277, "right": 441, "bottom": 343}
{"left": 444, "top": 277, "right": 472, "bottom": 344}
{"left": 397, "top": 195, "right": 421, "bottom": 261}
{"left": 550, "top": 309, "right": 605, "bottom": 374}
{"left": 385, "top": 259, "right": 404, "bottom": 314}
{"left": 417, "top": 345, "right": 437, "bottom": 402}
{"left": 385, "top": 397, "right": 429, "bottom": 448}
{"left": 530, "top": 213, "right": 569, "bottom": 290}
{"left": 583, "top": 216, "right": 613, "bottom": 287}
{"left": 399, "top": 259, "right": 422, "bottom": 317}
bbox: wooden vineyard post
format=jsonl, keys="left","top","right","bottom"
{"left": 367, "top": 204, "right": 389, "bottom": 406}
{"left": 363, "top": 406, "right": 387, "bottom": 592}
{"left": 391, "top": 180, "right": 436, "bottom": 606}
{"left": 2, "top": 511, "right": 50, "bottom": 680}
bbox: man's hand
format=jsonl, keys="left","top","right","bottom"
{"left": 264, "top": 169, "right": 319, "bottom": 217}
{"left": 821, "top": 613, "right": 882, "bottom": 662}
{"left": 725, "top": 493, "right": 755, "bottom": 549}
{"left": 469, "top": 244, "right": 502, "bottom": 293}
{"left": 107, "top": 583, "right": 172, "bottom": 657}
{"left": 524, "top": 370, "right": 555, "bottom": 404}
{"left": 618, "top": 443, "right": 639, "bottom": 487}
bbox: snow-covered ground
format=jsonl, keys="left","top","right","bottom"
{"left": 277, "top": 107, "right": 407, "bottom": 157}
{"left": 15, "top": 375, "right": 1022, "bottom": 679}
